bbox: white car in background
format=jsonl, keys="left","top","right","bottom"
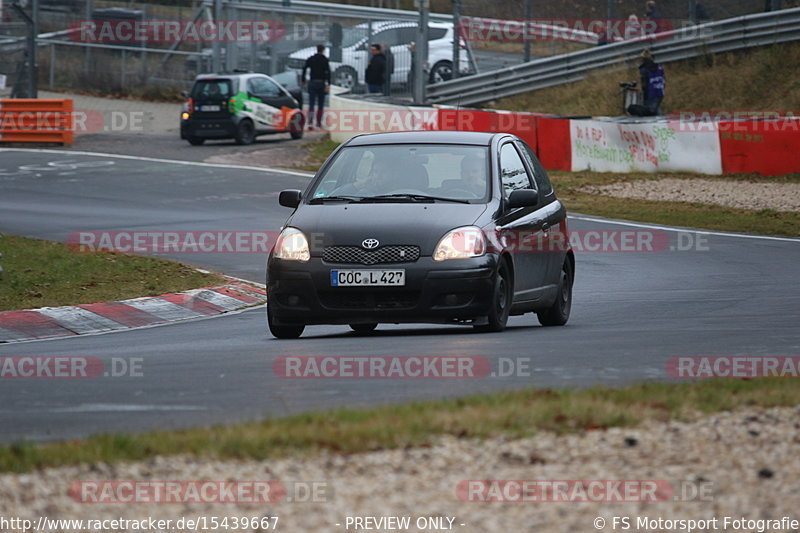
{"left": 286, "top": 20, "right": 473, "bottom": 91}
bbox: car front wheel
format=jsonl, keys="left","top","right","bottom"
{"left": 537, "top": 258, "right": 573, "bottom": 326}
{"left": 268, "top": 303, "right": 304, "bottom": 339}
{"left": 187, "top": 136, "right": 205, "bottom": 146}
{"left": 474, "top": 259, "right": 512, "bottom": 333}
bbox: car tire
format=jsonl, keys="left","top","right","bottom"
{"left": 474, "top": 259, "right": 512, "bottom": 333}
{"left": 349, "top": 323, "right": 378, "bottom": 334}
{"left": 537, "top": 258, "right": 573, "bottom": 326}
{"left": 289, "top": 113, "right": 305, "bottom": 140}
{"left": 429, "top": 61, "right": 453, "bottom": 84}
{"left": 187, "top": 136, "right": 205, "bottom": 146}
{"left": 267, "top": 303, "right": 304, "bottom": 339}
{"left": 333, "top": 66, "right": 357, "bottom": 91}
{"left": 235, "top": 119, "right": 255, "bottom": 145}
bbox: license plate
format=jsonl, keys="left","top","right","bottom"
{"left": 200, "top": 105, "right": 220, "bottom": 111}
{"left": 331, "top": 269, "right": 405, "bottom": 287}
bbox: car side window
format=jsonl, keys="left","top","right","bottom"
{"left": 499, "top": 143, "right": 535, "bottom": 198}
{"left": 247, "top": 77, "right": 281, "bottom": 98}
{"left": 516, "top": 141, "right": 554, "bottom": 197}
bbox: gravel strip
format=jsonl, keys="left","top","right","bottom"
{"left": 582, "top": 178, "right": 800, "bottom": 212}
{"left": 2, "top": 405, "right": 799, "bottom": 532}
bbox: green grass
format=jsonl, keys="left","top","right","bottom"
{"left": 0, "top": 234, "right": 225, "bottom": 312}
{"left": 550, "top": 171, "right": 800, "bottom": 236}
{"left": 488, "top": 42, "right": 800, "bottom": 115}
{"left": 291, "top": 134, "right": 342, "bottom": 172}
{"left": 2, "top": 378, "right": 799, "bottom": 473}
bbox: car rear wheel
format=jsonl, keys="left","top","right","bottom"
{"left": 474, "top": 259, "right": 512, "bottom": 333}
{"left": 537, "top": 258, "right": 573, "bottom": 326}
{"left": 187, "top": 136, "right": 205, "bottom": 146}
{"left": 349, "top": 323, "right": 378, "bottom": 334}
{"left": 267, "top": 303, "right": 304, "bottom": 339}
{"left": 289, "top": 113, "right": 305, "bottom": 140}
{"left": 235, "top": 119, "right": 255, "bottom": 145}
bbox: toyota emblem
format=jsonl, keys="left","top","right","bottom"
{"left": 362, "top": 238, "right": 380, "bottom": 249}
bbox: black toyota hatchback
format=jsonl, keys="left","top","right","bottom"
{"left": 267, "top": 131, "right": 574, "bottom": 339}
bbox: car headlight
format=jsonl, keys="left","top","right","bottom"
{"left": 433, "top": 226, "right": 486, "bottom": 261}
{"left": 273, "top": 227, "right": 310, "bottom": 262}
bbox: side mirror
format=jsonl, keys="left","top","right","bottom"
{"left": 288, "top": 88, "right": 302, "bottom": 102}
{"left": 507, "top": 189, "right": 538, "bottom": 209}
{"left": 279, "top": 189, "right": 302, "bottom": 208}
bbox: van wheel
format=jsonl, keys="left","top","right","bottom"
{"left": 289, "top": 113, "right": 305, "bottom": 140}
{"left": 187, "top": 136, "right": 205, "bottom": 145}
{"left": 537, "top": 258, "right": 573, "bottom": 326}
{"left": 429, "top": 61, "right": 453, "bottom": 83}
{"left": 235, "top": 120, "right": 255, "bottom": 145}
{"left": 333, "top": 66, "right": 357, "bottom": 91}
{"left": 474, "top": 259, "right": 512, "bottom": 333}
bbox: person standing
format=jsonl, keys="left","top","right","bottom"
{"left": 639, "top": 49, "right": 665, "bottom": 115}
{"left": 302, "top": 44, "right": 330, "bottom": 130}
{"left": 365, "top": 44, "right": 387, "bottom": 94}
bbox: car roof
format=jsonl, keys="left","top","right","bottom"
{"left": 344, "top": 131, "right": 501, "bottom": 146}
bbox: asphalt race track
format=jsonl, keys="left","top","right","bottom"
{"left": 1, "top": 149, "right": 798, "bottom": 443}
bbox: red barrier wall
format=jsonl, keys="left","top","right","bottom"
{"left": 718, "top": 119, "right": 800, "bottom": 175}
{"left": 535, "top": 116, "right": 572, "bottom": 171}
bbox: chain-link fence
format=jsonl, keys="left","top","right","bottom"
{"left": 0, "top": 0, "right": 797, "bottom": 102}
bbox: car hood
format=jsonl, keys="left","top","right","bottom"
{"left": 288, "top": 202, "right": 489, "bottom": 256}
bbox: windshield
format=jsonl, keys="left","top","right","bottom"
{"left": 309, "top": 144, "right": 490, "bottom": 202}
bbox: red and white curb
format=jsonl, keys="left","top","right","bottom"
{"left": 0, "top": 280, "right": 266, "bottom": 343}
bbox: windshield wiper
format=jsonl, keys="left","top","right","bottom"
{"left": 360, "top": 194, "right": 471, "bottom": 204}
{"left": 308, "top": 195, "right": 363, "bottom": 204}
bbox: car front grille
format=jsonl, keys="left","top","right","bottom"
{"left": 318, "top": 291, "right": 420, "bottom": 310}
{"left": 322, "top": 245, "right": 420, "bottom": 265}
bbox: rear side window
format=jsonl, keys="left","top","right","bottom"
{"left": 428, "top": 27, "right": 447, "bottom": 40}
{"left": 192, "top": 79, "right": 233, "bottom": 100}
{"left": 516, "top": 141, "right": 554, "bottom": 197}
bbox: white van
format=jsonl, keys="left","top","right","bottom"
{"left": 286, "top": 20, "right": 473, "bottom": 91}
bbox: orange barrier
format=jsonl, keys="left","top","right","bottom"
{"left": 0, "top": 99, "right": 75, "bottom": 144}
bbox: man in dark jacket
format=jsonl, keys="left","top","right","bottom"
{"left": 365, "top": 44, "right": 386, "bottom": 94}
{"left": 639, "top": 49, "right": 666, "bottom": 115}
{"left": 302, "top": 44, "right": 330, "bottom": 129}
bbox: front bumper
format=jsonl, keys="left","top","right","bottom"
{"left": 267, "top": 254, "right": 498, "bottom": 326}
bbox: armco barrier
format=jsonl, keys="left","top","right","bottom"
{"left": 0, "top": 99, "right": 75, "bottom": 144}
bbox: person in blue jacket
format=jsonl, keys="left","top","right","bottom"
{"left": 639, "top": 49, "right": 665, "bottom": 115}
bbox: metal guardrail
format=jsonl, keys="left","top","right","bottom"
{"left": 427, "top": 8, "right": 800, "bottom": 106}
